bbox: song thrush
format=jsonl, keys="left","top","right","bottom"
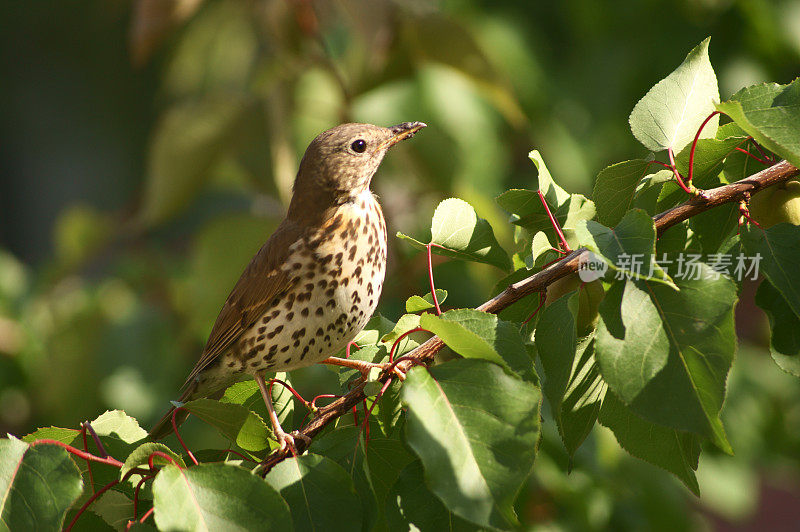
{"left": 149, "top": 121, "right": 425, "bottom": 450}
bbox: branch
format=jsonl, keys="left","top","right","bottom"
{"left": 263, "top": 159, "right": 799, "bottom": 468}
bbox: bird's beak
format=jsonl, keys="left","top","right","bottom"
{"left": 379, "top": 121, "right": 427, "bottom": 150}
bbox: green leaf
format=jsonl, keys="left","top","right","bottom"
{"left": 89, "top": 489, "right": 136, "bottom": 531}
{"left": 715, "top": 79, "right": 800, "bottom": 168}
{"left": 385, "top": 461, "right": 480, "bottom": 532}
{"left": 152, "top": 463, "right": 291, "bottom": 530}
{"left": 629, "top": 38, "right": 720, "bottom": 153}
{"left": 595, "top": 262, "right": 737, "bottom": 453}
{"left": 0, "top": 437, "right": 83, "bottom": 530}
{"left": 594, "top": 280, "right": 670, "bottom": 403}
{"left": 266, "top": 454, "right": 362, "bottom": 532}
{"left": 419, "top": 308, "right": 537, "bottom": 382}
{"left": 182, "top": 399, "right": 272, "bottom": 452}
{"left": 91, "top": 410, "right": 149, "bottom": 444}
{"left": 741, "top": 223, "right": 800, "bottom": 318}
{"left": 140, "top": 95, "right": 249, "bottom": 225}
{"left": 593, "top": 159, "right": 652, "bottom": 227}
{"left": 406, "top": 289, "right": 448, "bottom": 313}
{"left": 575, "top": 209, "right": 676, "bottom": 287}
{"left": 397, "top": 198, "right": 511, "bottom": 271}
{"left": 754, "top": 279, "right": 800, "bottom": 377}
{"left": 529, "top": 150, "right": 571, "bottom": 206}
{"left": 220, "top": 372, "right": 294, "bottom": 428}
{"left": 535, "top": 294, "right": 605, "bottom": 456}
{"left": 599, "top": 392, "right": 700, "bottom": 494}
{"left": 402, "top": 360, "right": 541, "bottom": 530}
{"left": 496, "top": 188, "right": 596, "bottom": 249}
{"left": 121, "top": 442, "right": 186, "bottom": 480}
{"left": 22, "top": 426, "right": 80, "bottom": 445}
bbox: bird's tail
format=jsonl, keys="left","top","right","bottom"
{"left": 149, "top": 382, "right": 198, "bottom": 441}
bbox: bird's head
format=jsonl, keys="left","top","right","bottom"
{"left": 290, "top": 122, "right": 425, "bottom": 215}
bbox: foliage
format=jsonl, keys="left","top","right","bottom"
{"left": 3, "top": 2, "right": 800, "bottom": 530}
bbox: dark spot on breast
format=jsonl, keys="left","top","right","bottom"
{"left": 287, "top": 311, "right": 294, "bottom": 320}
{"left": 316, "top": 328, "right": 324, "bottom": 336}
{"left": 335, "top": 252, "right": 343, "bottom": 266}
{"left": 301, "top": 307, "right": 309, "bottom": 317}
{"left": 258, "top": 326, "right": 266, "bottom": 333}
{"left": 317, "top": 279, "right": 328, "bottom": 289}
{"left": 348, "top": 246, "right": 357, "bottom": 261}
{"left": 281, "top": 346, "right": 290, "bottom": 353}
{"left": 326, "top": 299, "right": 336, "bottom": 309}
{"left": 284, "top": 357, "right": 292, "bottom": 364}
{"left": 316, "top": 307, "right": 324, "bottom": 316}
{"left": 325, "top": 288, "right": 335, "bottom": 297}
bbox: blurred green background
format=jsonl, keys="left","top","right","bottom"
{"left": 2, "top": 0, "right": 800, "bottom": 529}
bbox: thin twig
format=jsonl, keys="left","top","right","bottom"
{"left": 247, "top": 160, "right": 800, "bottom": 473}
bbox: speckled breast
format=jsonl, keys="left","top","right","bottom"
{"left": 226, "top": 190, "right": 387, "bottom": 375}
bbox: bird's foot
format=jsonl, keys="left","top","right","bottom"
{"left": 274, "top": 426, "right": 311, "bottom": 455}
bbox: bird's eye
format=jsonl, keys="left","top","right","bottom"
{"left": 350, "top": 139, "right": 367, "bottom": 153}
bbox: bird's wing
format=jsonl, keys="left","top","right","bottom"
{"left": 182, "top": 219, "right": 305, "bottom": 388}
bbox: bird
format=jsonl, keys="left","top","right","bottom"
{"left": 149, "top": 121, "right": 426, "bottom": 450}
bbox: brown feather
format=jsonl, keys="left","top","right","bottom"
{"left": 181, "top": 218, "right": 305, "bottom": 389}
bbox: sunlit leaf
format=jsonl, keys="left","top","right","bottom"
{"left": 402, "top": 360, "right": 540, "bottom": 529}
{"left": 629, "top": 38, "right": 719, "bottom": 153}
{"left": 153, "top": 463, "right": 291, "bottom": 530}
{"left": 182, "top": 399, "right": 272, "bottom": 452}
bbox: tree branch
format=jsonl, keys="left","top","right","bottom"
{"left": 263, "top": 159, "right": 799, "bottom": 469}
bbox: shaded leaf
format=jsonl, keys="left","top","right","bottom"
{"left": 535, "top": 294, "right": 605, "bottom": 455}
{"left": 715, "top": 79, "right": 800, "bottom": 168}
{"left": 266, "top": 454, "right": 362, "bottom": 532}
{"left": 593, "top": 159, "right": 652, "bottom": 227}
{"left": 0, "top": 437, "right": 83, "bottom": 530}
{"left": 595, "top": 262, "right": 737, "bottom": 453}
{"left": 741, "top": 223, "right": 800, "bottom": 318}
{"left": 599, "top": 392, "right": 700, "bottom": 494}
{"left": 755, "top": 279, "right": 800, "bottom": 377}
{"left": 385, "top": 461, "right": 479, "bottom": 532}
{"left": 575, "top": 209, "right": 676, "bottom": 287}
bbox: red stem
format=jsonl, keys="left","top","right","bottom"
{"left": 688, "top": 111, "right": 721, "bottom": 183}
{"left": 148, "top": 450, "right": 183, "bottom": 470}
{"left": 29, "top": 439, "right": 124, "bottom": 468}
{"left": 667, "top": 148, "right": 694, "bottom": 194}
{"left": 522, "top": 292, "right": 546, "bottom": 325}
{"left": 139, "top": 507, "right": 155, "bottom": 525}
{"left": 537, "top": 190, "right": 571, "bottom": 252}
{"left": 425, "top": 243, "right": 444, "bottom": 315}
{"left": 389, "top": 327, "right": 431, "bottom": 363}
{"left": 132, "top": 474, "right": 154, "bottom": 519}
{"left": 735, "top": 147, "right": 772, "bottom": 167}
{"left": 64, "top": 479, "right": 120, "bottom": 531}
{"left": 80, "top": 423, "right": 95, "bottom": 495}
{"left": 170, "top": 408, "right": 198, "bottom": 466}
{"left": 748, "top": 137, "right": 774, "bottom": 164}
{"left": 270, "top": 378, "right": 311, "bottom": 409}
